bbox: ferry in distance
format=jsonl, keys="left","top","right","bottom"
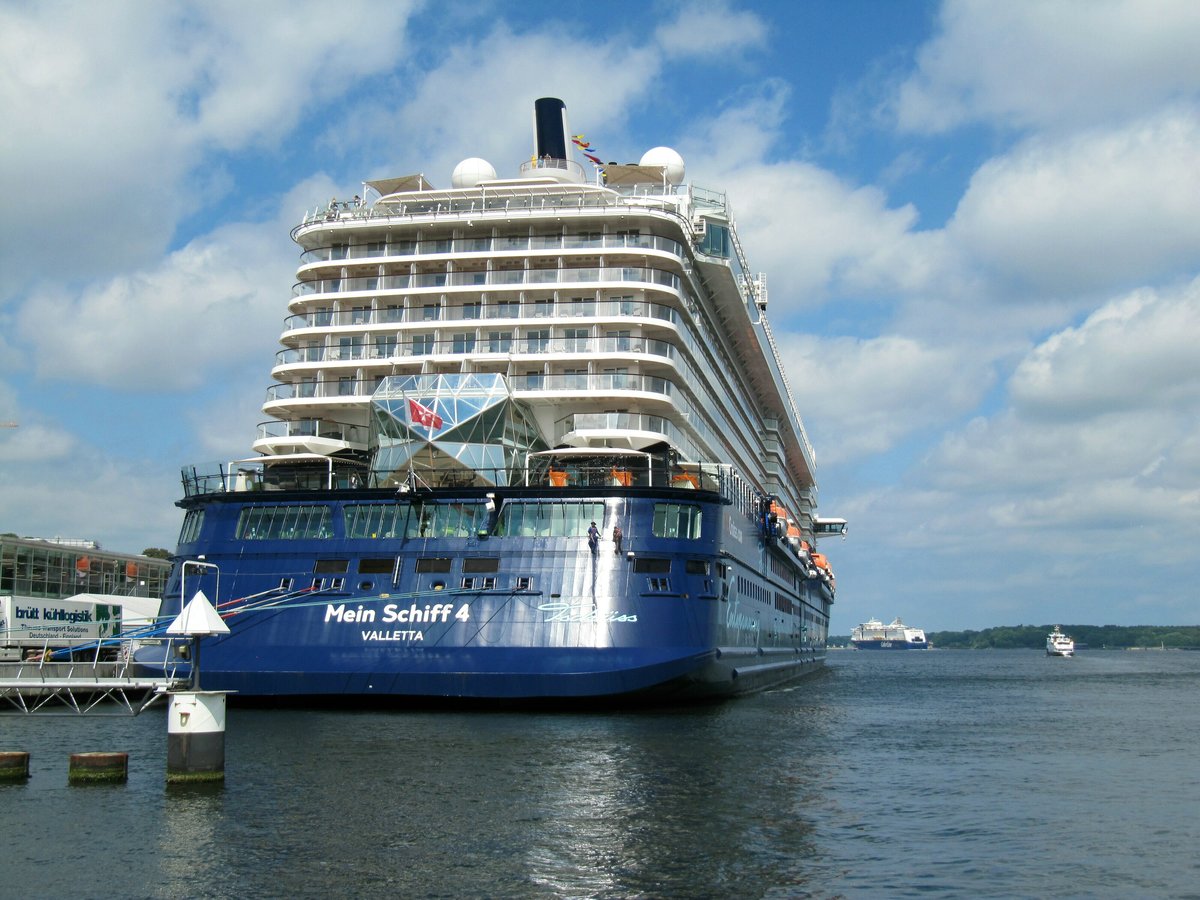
{"left": 136, "top": 98, "right": 846, "bottom": 703}
{"left": 1046, "top": 626, "right": 1075, "bottom": 657}
{"left": 851, "top": 617, "right": 928, "bottom": 650}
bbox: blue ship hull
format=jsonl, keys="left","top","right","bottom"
{"left": 138, "top": 487, "right": 832, "bottom": 702}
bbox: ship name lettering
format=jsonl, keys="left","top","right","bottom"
{"left": 538, "top": 602, "right": 637, "bottom": 623}
{"left": 324, "top": 603, "right": 376, "bottom": 624}
{"left": 361, "top": 630, "right": 425, "bottom": 642}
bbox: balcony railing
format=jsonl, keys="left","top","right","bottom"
{"left": 285, "top": 297, "right": 680, "bottom": 330}
{"left": 273, "top": 336, "right": 678, "bottom": 368}
{"left": 298, "top": 232, "right": 684, "bottom": 265}
{"left": 263, "top": 371, "right": 677, "bottom": 405}
{"left": 292, "top": 265, "right": 681, "bottom": 298}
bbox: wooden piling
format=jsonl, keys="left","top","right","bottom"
{"left": 68, "top": 751, "right": 128, "bottom": 784}
{"left": 0, "top": 751, "right": 31, "bottom": 782}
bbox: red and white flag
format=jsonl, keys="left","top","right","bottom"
{"left": 408, "top": 398, "right": 443, "bottom": 430}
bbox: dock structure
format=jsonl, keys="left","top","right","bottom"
{"left": 0, "top": 639, "right": 186, "bottom": 715}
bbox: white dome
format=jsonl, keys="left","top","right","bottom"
{"left": 451, "top": 157, "right": 497, "bottom": 188}
{"left": 639, "top": 146, "right": 685, "bottom": 185}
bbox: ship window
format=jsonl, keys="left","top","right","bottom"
{"left": 651, "top": 503, "right": 702, "bottom": 539}
{"left": 236, "top": 505, "right": 333, "bottom": 540}
{"left": 279, "top": 577, "right": 294, "bottom": 591}
{"left": 415, "top": 557, "right": 452, "bottom": 573}
{"left": 345, "top": 504, "right": 404, "bottom": 538}
{"left": 647, "top": 577, "right": 671, "bottom": 592}
{"left": 452, "top": 332, "right": 476, "bottom": 354}
{"left": 463, "top": 557, "right": 500, "bottom": 574}
{"left": 487, "top": 331, "right": 512, "bottom": 353}
{"left": 481, "top": 577, "right": 496, "bottom": 590}
{"left": 495, "top": 501, "right": 604, "bottom": 537}
{"left": 525, "top": 329, "right": 549, "bottom": 352}
{"left": 461, "top": 577, "right": 477, "bottom": 590}
{"left": 314, "top": 559, "right": 349, "bottom": 574}
{"left": 412, "top": 333, "right": 435, "bottom": 355}
{"left": 330, "top": 577, "right": 345, "bottom": 590}
{"left": 178, "top": 509, "right": 204, "bottom": 544}
{"left": 634, "top": 558, "right": 671, "bottom": 574}
{"left": 358, "top": 558, "right": 395, "bottom": 574}
{"left": 685, "top": 560, "right": 710, "bottom": 575}
{"left": 515, "top": 576, "right": 533, "bottom": 591}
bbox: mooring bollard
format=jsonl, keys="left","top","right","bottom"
{"left": 68, "top": 752, "right": 128, "bottom": 784}
{"left": 0, "top": 751, "right": 31, "bottom": 782}
{"left": 166, "top": 690, "right": 230, "bottom": 783}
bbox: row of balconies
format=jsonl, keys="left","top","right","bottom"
{"left": 273, "top": 336, "right": 678, "bottom": 368}
{"left": 283, "top": 297, "right": 680, "bottom": 330}
{"left": 291, "top": 265, "right": 681, "bottom": 298}
{"left": 297, "top": 231, "right": 685, "bottom": 265}
{"left": 264, "top": 372, "right": 678, "bottom": 405}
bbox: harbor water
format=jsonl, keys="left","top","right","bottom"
{"left": 3, "top": 649, "right": 1198, "bottom": 898}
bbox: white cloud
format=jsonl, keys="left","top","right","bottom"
{"left": 655, "top": 2, "right": 767, "bottom": 58}
{"left": 0, "top": 1, "right": 418, "bottom": 297}
{"left": 14, "top": 175, "right": 332, "bottom": 392}
{"left": 948, "top": 109, "right": 1200, "bottom": 294}
{"left": 895, "top": 0, "right": 1200, "bottom": 133}
{"left": 780, "top": 334, "right": 991, "bottom": 462}
{"left": 16, "top": 219, "right": 291, "bottom": 391}
{"left": 1010, "top": 279, "right": 1200, "bottom": 420}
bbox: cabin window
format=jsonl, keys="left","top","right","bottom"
{"left": 314, "top": 559, "right": 348, "bottom": 574}
{"left": 651, "top": 503, "right": 702, "bottom": 539}
{"left": 415, "top": 557, "right": 452, "bottom": 573}
{"left": 633, "top": 558, "right": 671, "bottom": 574}
{"left": 357, "top": 558, "right": 395, "bottom": 574}
{"left": 463, "top": 557, "right": 500, "bottom": 574}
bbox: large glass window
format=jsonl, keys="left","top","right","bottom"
{"left": 496, "top": 502, "right": 605, "bottom": 537}
{"left": 345, "top": 502, "right": 486, "bottom": 539}
{"left": 651, "top": 503, "right": 702, "bottom": 539}
{"left": 236, "top": 505, "right": 333, "bottom": 540}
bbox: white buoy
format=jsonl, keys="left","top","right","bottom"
{"left": 167, "top": 690, "right": 230, "bottom": 783}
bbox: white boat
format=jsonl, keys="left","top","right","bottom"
{"left": 1046, "top": 626, "right": 1075, "bottom": 657}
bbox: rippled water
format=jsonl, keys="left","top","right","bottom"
{"left": 4, "top": 650, "right": 1198, "bottom": 898}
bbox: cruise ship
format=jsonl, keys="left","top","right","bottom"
{"left": 851, "top": 618, "right": 928, "bottom": 650}
{"left": 137, "top": 98, "right": 845, "bottom": 702}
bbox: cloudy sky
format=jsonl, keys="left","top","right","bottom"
{"left": 2, "top": 0, "right": 1197, "bottom": 631}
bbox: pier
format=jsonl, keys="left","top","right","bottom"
{"left": 0, "top": 638, "right": 186, "bottom": 715}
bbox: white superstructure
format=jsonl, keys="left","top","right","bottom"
{"left": 255, "top": 98, "right": 823, "bottom": 536}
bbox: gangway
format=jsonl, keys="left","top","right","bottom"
{"left": 0, "top": 637, "right": 188, "bottom": 716}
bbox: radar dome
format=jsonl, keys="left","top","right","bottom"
{"left": 639, "top": 147, "right": 685, "bottom": 185}
{"left": 451, "top": 157, "right": 497, "bottom": 188}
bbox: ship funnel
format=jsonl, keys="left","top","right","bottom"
{"left": 533, "top": 97, "right": 570, "bottom": 160}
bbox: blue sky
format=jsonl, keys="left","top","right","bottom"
{"left": 2, "top": 0, "right": 1198, "bottom": 631}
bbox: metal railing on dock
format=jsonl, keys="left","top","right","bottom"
{"left": 0, "top": 639, "right": 187, "bottom": 716}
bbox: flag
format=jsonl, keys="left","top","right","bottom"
{"left": 408, "top": 398, "right": 443, "bottom": 430}
{"left": 584, "top": 153, "right": 603, "bottom": 165}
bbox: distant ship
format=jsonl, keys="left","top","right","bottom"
{"left": 1046, "top": 626, "right": 1075, "bottom": 657}
{"left": 135, "top": 97, "right": 846, "bottom": 703}
{"left": 851, "top": 617, "right": 928, "bottom": 650}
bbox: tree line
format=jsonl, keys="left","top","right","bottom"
{"left": 830, "top": 624, "right": 1200, "bottom": 650}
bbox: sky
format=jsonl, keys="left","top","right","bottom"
{"left": 2, "top": 0, "right": 1198, "bottom": 632}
